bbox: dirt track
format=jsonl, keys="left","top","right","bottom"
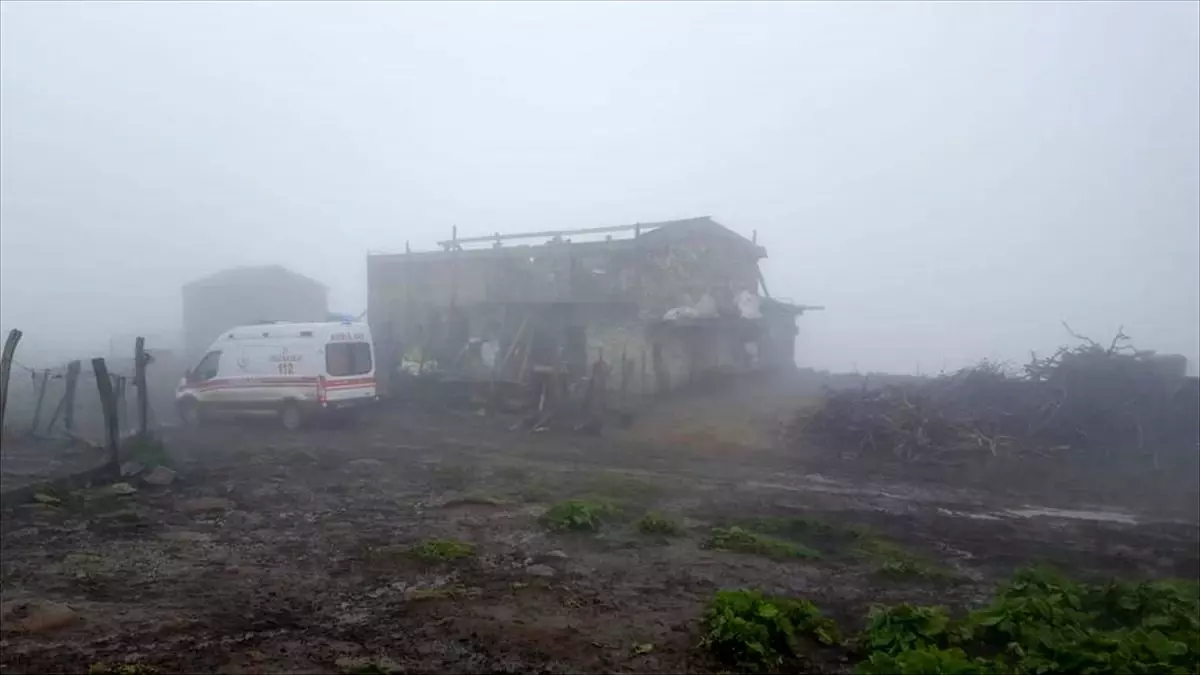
{"left": 2, "top": 406, "right": 1198, "bottom": 674}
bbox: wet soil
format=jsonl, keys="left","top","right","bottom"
{"left": 2, "top": 407, "right": 1197, "bottom": 674}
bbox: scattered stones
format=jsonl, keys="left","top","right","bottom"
{"left": 180, "top": 497, "right": 235, "bottom": 515}
{"left": 158, "top": 530, "right": 212, "bottom": 543}
{"left": 349, "top": 458, "right": 383, "bottom": 469}
{"left": 32, "top": 493, "right": 61, "bottom": 506}
{"left": 107, "top": 483, "right": 138, "bottom": 496}
{"left": 120, "top": 461, "right": 145, "bottom": 477}
{"left": 142, "top": 466, "right": 178, "bottom": 486}
{"left": 524, "top": 564, "right": 556, "bottom": 578}
{"left": 544, "top": 550, "right": 569, "bottom": 560}
{"left": 2, "top": 600, "right": 78, "bottom": 634}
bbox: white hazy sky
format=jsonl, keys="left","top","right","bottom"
{"left": 2, "top": 1, "right": 1198, "bottom": 372}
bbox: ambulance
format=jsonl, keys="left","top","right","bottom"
{"left": 176, "top": 321, "right": 376, "bottom": 429}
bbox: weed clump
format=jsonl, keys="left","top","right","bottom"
{"left": 124, "top": 435, "right": 172, "bottom": 469}
{"left": 541, "top": 499, "right": 616, "bottom": 532}
{"left": 408, "top": 538, "right": 475, "bottom": 563}
{"left": 638, "top": 512, "right": 682, "bottom": 536}
{"left": 708, "top": 526, "right": 821, "bottom": 560}
{"left": 701, "top": 589, "right": 839, "bottom": 671}
{"left": 88, "top": 664, "right": 158, "bottom": 675}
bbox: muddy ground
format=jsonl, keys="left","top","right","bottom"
{"left": 2, "top": 402, "right": 1198, "bottom": 674}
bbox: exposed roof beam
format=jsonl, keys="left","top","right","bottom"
{"left": 437, "top": 223, "right": 662, "bottom": 249}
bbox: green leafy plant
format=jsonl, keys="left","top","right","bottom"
{"left": 852, "top": 566, "right": 1200, "bottom": 675}
{"left": 863, "top": 604, "right": 960, "bottom": 655}
{"left": 708, "top": 526, "right": 821, "bottom": 560}
{"left": 541, "top": 499, "right": 616, "bottom": 532}
{"left": 638, "top": 512, "right": 682, "bottom": 536}
{"left": 855, "top": 647, "right": 1006, "bottom": 675}
{"left": 408, "top": 538, "right": 474, "bottom": 563}
{"left": 701, "top": 589, "right": 840, "bottom": 671}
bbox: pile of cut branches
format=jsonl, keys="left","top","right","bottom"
{"left": 792, "top": 325, "right": 1199, "bottom": 465}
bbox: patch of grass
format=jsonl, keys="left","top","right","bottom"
{"left": 581, "top": 471, "right": 660, "bottom": 503}
{"left": 405, "top": 584, "right": 476, "bottom": 601}
{"left": 88, "top": 664, "right": 159, "bottom": 675}
{"left": 513, "top": 479, "right": 557, "bottom": 504}
{"left": 492, "top": 464, "right": 531, "bottom": 482}
{"left": 124, "top": 435, "right": 172, "bottom": 468}
{"left": 707, "top": 526, "right": 821, "bottom": 560}
{"left": 541, "top": 499, "right": 617, "bottom": 532}
{"left": 638, "top": 512, "right": 682, "bottom": 536}
{"left": 740, "top": 515, "right": 955, "bottom": 578}
{"left": 742, "top": 515, "right": 868, "bottom": 540}
{"left": 701, "top": 589, "right": 840, "bottom": 671}
{"left": 857, "top": 537, "right": 956, "bottom": 581}
{"left": 429, "top": 463, "right": 475, "bottom": 490}
{"left": 336, "top": 657, "right": 403, "bottom": 674}
{"left": 408, "top": 538, "right": 475, "bottom": 563}
{"left": 441, "top": 494, "right": 509, "bottom": 508}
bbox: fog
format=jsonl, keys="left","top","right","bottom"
{"left": 2, "top": 1, "right": 1197, "bottom": 373}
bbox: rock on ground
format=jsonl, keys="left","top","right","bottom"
{"left": 1, "top": 600, "right": 78, "bottom": 634}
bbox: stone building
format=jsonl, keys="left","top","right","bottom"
{"left": 366, "top": 217, "right": 816, "bottom": 398}
{"left": 182, "top": 265, "right": 328, "bottom": 364}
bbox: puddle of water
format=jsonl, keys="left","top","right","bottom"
{"left": 1004, "top": 507, "right": 1138, "bottom": 525}
{"left": 937, "top": 508, "right": 1002, "bottom": 521}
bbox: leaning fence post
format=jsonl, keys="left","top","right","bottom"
{"left": 63, "top": 360, "right": 80, "bottom": 433}
{"left": 92, "top": 358, "right": 121, "bottom": 469}
{"left": 29, "top": 369, "right": 51, "bottom": 436}
{"left": 0, "top": 328, "right": 23, "bottom": 437}
{"left": 134, "top": 337, "right": 149, "bottom": 437}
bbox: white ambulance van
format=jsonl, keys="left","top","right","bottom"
{"left": 176, "top": 321, "right": 376, "bottom": 429}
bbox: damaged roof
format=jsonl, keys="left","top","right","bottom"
{"left": 370, "top": 216, "right": 766, "bottom": 264}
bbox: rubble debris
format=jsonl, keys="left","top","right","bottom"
{"left": 2, "top": 600, "right": 79, "bottom": 634}
{"left": 120, "top": 461, "right": 145, "bottom": 477}
{"left": 525, "top": 564, "right": 557, "bottom": 577}
{"left": 791, "top": 328, "right": 1199, "bottom": 466}
{"left": 180, "top": 497, "right": 235, "bottom": 514}
{"left": 142, "top": 466, "right": 177, "bottom": 486}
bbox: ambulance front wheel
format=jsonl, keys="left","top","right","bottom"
{"left": 178, "top": 397, "right": 203, "bottom": 429}
{"left": 280, "top": 402, "right": 304, "bottom": 431}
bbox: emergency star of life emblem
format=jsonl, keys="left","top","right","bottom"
{"left": 237, "top": 357, "right": 249, "bottom": 371}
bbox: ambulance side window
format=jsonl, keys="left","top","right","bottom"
{"left": 192, "top": 351, "right": 222, "bottom": 381}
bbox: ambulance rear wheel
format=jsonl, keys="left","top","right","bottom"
{"left": 280, "top": 402, "right": 303, "bottom": 431}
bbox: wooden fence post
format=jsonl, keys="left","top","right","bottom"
{"left": 134, "top": 337, "right": 149, "bottom": 437}
{"left": 114, "top": 375, "right": 127, "bottom": 436}
{"left": 29, "top": 369, "right": 50, "bottom": 436}
{"left": 43, "top": 376, "right": 69, "bottom": 435}
{"left": 92, "top": 358, "right": 121, "bottom": 469}
{"left": 0, "top": 328, "right": 23, "bottom": 436}
{"left": 63, "top": 360, "right": 80, "bottom": 433}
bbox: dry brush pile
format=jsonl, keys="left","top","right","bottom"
{"left": 791, "top": 326, "right": 1199, "bottom": 466}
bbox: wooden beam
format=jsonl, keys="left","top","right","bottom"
{"left": 63, "top": 360, "right": 80, "bottom": 432}
{"left": 28, "top": 369, "right": 50, "bottom": 436}
{"left": 134, "top": 337, "right": 149, "bottom": 437}
{"left": 437, "top": 223, "right": 658, "bottom": 249}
